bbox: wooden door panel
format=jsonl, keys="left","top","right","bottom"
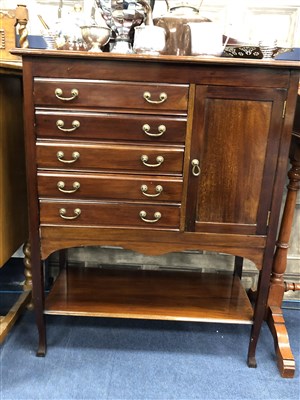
{"left": 187, "top": 85, "right": 286, "bottom": 234}
{"left": 198, "top": 98, "right": 270, "bottom": 224}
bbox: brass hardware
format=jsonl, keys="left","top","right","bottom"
{"left": 141, "top": 184, "right": 163, "bottom": 197}
{"left": 191, "top": 159, "right": 201, "bottom": 176}
{"left": 141, "top": 155, "right": 164, "bottom": 168}
{"left": 57, "top": 151, "right": 80, "bottom": 164}
{"left": 143, "top": 91, "right": 167, "bottom": 104}
{"left": 142, "top": 124, "right": 166, "bottom": 137}
{"left": 282, "top": 100, "right": 287, "bottom": 119}
{"left": 55, "top": 88, "right": 79, "bottom": 101}
{"left": 56, "top": 119, "right": 80, "bottom": 132}
{"left": 139, "top": 210, "right": 161, "bottom": 223}
{"left": 57, "top": 181, "right": 80, "bottom": 194}
{"left": 59, "top": 207, "right": 81, "bottom": 220}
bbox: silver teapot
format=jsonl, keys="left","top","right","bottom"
{"left": 96, "top": 0, "right": 153, "bottom": 53}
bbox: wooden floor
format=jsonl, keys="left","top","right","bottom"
{"left": 45, "top": 268, "right": 254, "bottom": 324}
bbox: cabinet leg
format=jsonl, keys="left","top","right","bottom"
{"left": 59, "top": 248, "right": 68, "bottom": 270}
{"left": 234, "top": 255, "right": 258, "bottom": 369}
{"left": 34, "top": 267, "right": 47, "bottom": 356}
{"left": 34, "top": 274, "right": 47, "bottom": 356}
{"left": 246, "top": 312, "right": 261, "bottom": 368}
{"left": 233, "top": 256, "right": 243, "bottom": 278}
{"left": 247, "top": 325, "right": 259, "bottom": 369}
{"left": 37, "top": 331, "right": 47, "bottom": 357}
{"left": 35, "top": 300, "right": 47, "bottom": 357}
{"left": 247, "top": 356, "right": 257, "bottom": 369}
{"left": 29, "top": 240, "right": 47, "bottom": 356}
{"left": 247, "top": 264, "right": 273, "bottom": 370}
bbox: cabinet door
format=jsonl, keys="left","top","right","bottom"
{"left": 186, "top": 85, "right": 287, "bottom": 235}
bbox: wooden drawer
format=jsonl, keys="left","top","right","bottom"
{"left": 39, "top": 200, "right": 181, "bottom": 229}
{"left": 35, "top": 110, "right": 187, "bottom": 144}
{"left": 36, "top": 142, "right": 184, "bottom": 175}
{"left": 33, "top": 78, "right": 189, "bottom": 112}
{"left": 37, "top": 172, "right": 183, "bottom": 202}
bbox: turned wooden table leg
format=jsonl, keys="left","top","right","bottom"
{"left": 15, "top": 4, "right": 29, "bottom": 49}
{"left": 23, "top": 242, "right": 33, "bottom": 308}
{"left": 267, "top": 136, "right": 300, "bottom": 378}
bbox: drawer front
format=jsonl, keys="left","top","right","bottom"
{"left": 33, "top": 79, "right": 189, "bottom": 111}
{"left": 39, "top": 201, "right": 180, "bottom": 229}
{"left": 36, "top": 143, "right": 184, "bottom": 175}
{"left": 35, "top": 111, "right": 187, "bottom": 144}
{"left": 38, "top": 172, "right": 183, "bottom": 202}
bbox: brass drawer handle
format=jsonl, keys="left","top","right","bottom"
{"left": 56, "top": 119, "right": 80, "bottom": 132}
{"left": 143, "top": 91, "right": 167, "bottom": 104}
{"left": 139, "top": 210, "right": 161, "bottom": 223}
{"left": 141, "top": 155, "right": 164, "bottom": 168}
{"left": 191, "top": 159, "right": 201, "bottom": 176}
{"left": 141, "top": 184, "right": 163, "bottom": 197}
{"left": 142, "top": 124, "right": 166, "bottom": 137}
{"left": 59, "top": 207, "right": 81, "bottom": 220}
{"left": 57, "top": 181, "right": 80, "bottom": 194}
{"left": 57, "top": 151, "right": 80, "bottom": 164}
{"left": 55, "top": 88, "right": 79, "bottom": 101}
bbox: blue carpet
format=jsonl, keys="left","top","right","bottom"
{"left": 0, "top": 305, "right": 299, "bottom": 399}
{"left": 0, "top": 259, "right": 299, "bottom": 400}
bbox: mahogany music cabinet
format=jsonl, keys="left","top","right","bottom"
{"left": 14, "top": 49, "right": 300, "bottom": 377}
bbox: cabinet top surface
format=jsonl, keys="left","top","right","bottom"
{"left": 12, "top": 48, "right": 300, "bottom": 70}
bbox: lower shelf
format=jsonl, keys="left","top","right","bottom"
{"left": 45, "top": 267, "right": 253, "bottom": 324}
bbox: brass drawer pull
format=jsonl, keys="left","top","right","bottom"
{"left": 143, "top": 91, "right": 167, "bottom": 104}
{"left": 191, "top": 159, "right": 201, "bottom": 176}
{"left": 57, "top": 151, "right": 80, "bottom": 164}
{"left": 141, "top": 184, "right": 163, "bottom": 197}
{"left": 141, "top": 155, "right": 164, "bottom": 168}
{"left": 55, "top": 88, "right": 79, "bottom": 101}
{"left": 59, "top": 208, "right": 81, "bottom": 220}
{"left": 139, "top": 210, "right": 161, "bottom": 223}
{"left": 142, "top": 124, "right": 166, "bottom": 137}
{"left": 56, "top": 119, "right": 80, "bottom": 132}
{"left": 57, "top": 181, "right": 80, "bottom": 194}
